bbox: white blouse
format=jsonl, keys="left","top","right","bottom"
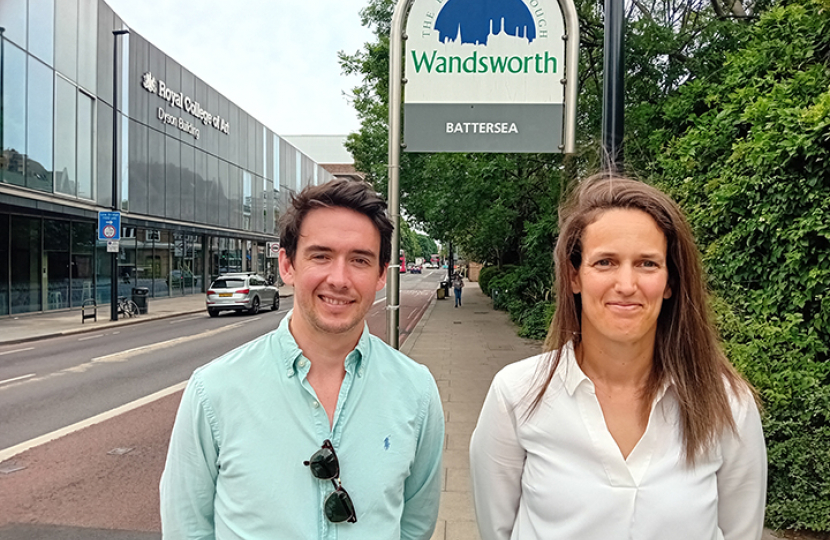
{"left": 469, "top": 345, "right": 767, "bottom": 540}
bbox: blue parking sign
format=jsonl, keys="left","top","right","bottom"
{"left": 98, "top": 211, "right": 121, "bottom": 241}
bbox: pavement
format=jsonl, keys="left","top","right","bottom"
{"left": 0, "top": 281, "right": 784, "bottom": 540}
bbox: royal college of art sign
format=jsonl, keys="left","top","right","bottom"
{"left": 404, "top": 0, "right": 574, "bottom": 153}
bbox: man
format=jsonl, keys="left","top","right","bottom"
{"left": 160, "top": 180, "right": 444, "bottom": 539}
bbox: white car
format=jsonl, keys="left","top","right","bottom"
{"left": 206, "top": 273, "right": 279, "bottom": 317}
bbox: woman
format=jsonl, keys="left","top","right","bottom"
{"left": 469, "top": 175, "right": 766, "bottom": 540}
{"left": 453, "top": 272, "right": 464, "bottom": 307}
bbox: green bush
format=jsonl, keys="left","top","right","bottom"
{"left": 516, "top": 300, "right": 556, "bottom": 340}
{"left": 477, "top": 265, "right": 502, "bottom": 297}
{"left": 486, "top": 265, "right": 553, "bottom": 340}
{"left": 483, "top": 265, "right": 517, "bottom": 299}
{"left": 714, "top": 298, "right": 830, "bottom": 531}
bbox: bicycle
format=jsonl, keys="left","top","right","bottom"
{"left": 117, "top": 296, "right": 140, "bottom": 318}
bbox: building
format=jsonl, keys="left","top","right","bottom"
{"left": 282, "top": 135, "right": 365, "bottom": 182}
{"left": 0, "top": 0, "right": 335, "bottom": 317}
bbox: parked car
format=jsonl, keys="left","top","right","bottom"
{"left": 205, "top": 272, "right": 279, "bottom": 317}
{"left": 409, "top": 265, "right": 422, "bottom": 274}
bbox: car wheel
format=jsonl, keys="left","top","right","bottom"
{"left": 249, "top": 296, "right": 260, "bottom": 315}
{"left": 271, "top": 294, "right": 280, "bottom": 311}
{"left": 208, "top": 308, "right": 219, "bottom": 317}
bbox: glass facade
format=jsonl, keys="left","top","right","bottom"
{"left": 0, "top": 0, "right": 335, "bottom": 316}
{"left": 27, "top": 56, "right": 53, "bottom": 191}
{"left": 2, "top": 41, "right": 26, "bottom": 187}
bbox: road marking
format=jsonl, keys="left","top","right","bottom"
{"left": 405, "top": 296, "right": 431, "bottom": 326}
{"left": 373, "top": 297, "right": 387, "bottom": 305}
{"left": 77, "top": 334, "right": 104, "bottom": 341}
{"left": 168, "top": 315, "right": 204, "bottom": 324}
{"left": 0, "top": 319, "right": 257, "bottom": 389}
{"left": 73, "top": 320, "right": 254, "bottom": 368}
{"left": 0, "top": 347, "right": 35, "bottom": 356}
{"left": 0, "top": 380, "right": 188, "bottom": 463}
{"left": 0, "top": 373, "right": 36, "bottom": 386}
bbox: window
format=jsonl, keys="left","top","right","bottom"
{"left": 264, "top": 178, "right": 271, "bottom": 233}
{"left": 120, "top": 112, "right": 129, "bottom": 210}
{"left": 53, "top": 77, "right": 96, "bottom": 200}
{"left": 77, "top": 92, "right": 95, "bottom": 200}
{"left": 27, "top": 56, "right": 54, "bottom": 192}
{"left": 28, "top": 0, "right": 55, "bottom": 66}
{"left": 295, "top": 149, "right": 302, "bottom": 190}
{"left": 54, "top": 76, "right": 77, "bottom": 196}
{"left": 77, "top": 0, "right": 97, "bottom": 91}
{"left": 273, "top": 136, "right": 280, "bottom": 188}
{"left": 54, "top": 0, "right": 79, "bottom": 81}
{"left": 0, "top": 0, "right": 27, "bottom": 49}
{"left": 243, "top": 171, "right": 252, "bottom": 230}
{"left": 71, "top": 221, "right": 95, "bottom": 307}
{"left": 0, "top": 214, "right": 9, "bottom": 316}
{"left": 10, "top": 216, "right": 41, "bottom": 314}
{"left": 1, "top": 42, "right": 26, "bottom": 187}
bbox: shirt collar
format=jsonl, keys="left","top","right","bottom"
{"left": 276, "top": 310, "right": 370, "bottom": 376}
{"left": 558, "top": 341, "right": 590, "bottom": 396}
{"left": 557, "top": 341, "right": 675, "bottom": 400}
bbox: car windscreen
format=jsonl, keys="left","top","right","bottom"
{"left": 211, "top": 279, "right": 245, "bottom": 289}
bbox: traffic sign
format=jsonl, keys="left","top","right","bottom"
{"left": 98, "top": 212, "right": 121, "bottom": 241}
{"left": 267, "top": 242, "right": 280, "bottom": 258}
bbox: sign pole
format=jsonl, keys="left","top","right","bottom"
{"left": 386, "top": 0, "right": 580, "bottom": 346}
{"left": 386, "top": 0, "right": 413, "bottom": 349}
{"left": 602, "top": 0, "right": 624, "bottom": 169}
{"left": 112, "top": 29, "right": 129, "bottom": 321}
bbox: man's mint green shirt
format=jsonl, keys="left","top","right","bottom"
{"left": 160, "top": 313, "right": 444, "bottom": 540}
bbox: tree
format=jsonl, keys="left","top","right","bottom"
{"left": 634, "top": 0, "right": 830, "bottom": 529}
{"left": 416, "top": 233, "right": 438, "bottom": 260}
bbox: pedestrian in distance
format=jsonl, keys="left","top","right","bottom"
{"left": 160, "top": 179, "right": 445, "bottom": 539}
{"left": 469, "top": 174, "right": 767, "bottom": 540}
{"left": 453, "top": 272, "right": 464, "bottom": 307}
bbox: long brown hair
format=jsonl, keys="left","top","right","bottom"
{"left": 531, "top": 173, "right": 751, "bottom": 465}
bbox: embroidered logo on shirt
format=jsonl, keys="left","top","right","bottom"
{"left": 384, "top": 436, "right": 391, "bottom": 450}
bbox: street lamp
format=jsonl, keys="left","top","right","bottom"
{"left": 111, "top": 28, "right": 129, "bottom": 321}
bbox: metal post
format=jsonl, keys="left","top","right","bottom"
{"left": 386, "top": 0, "right": 413, "bottom": 349}
{"left": 602, "top": 0, "right": 625, "bottom": 169}
{"left": 111, "top": 29, "right": 129, "bottom": 321}
{"left": 447, "top": 241, "right": 453, "bottom": 284}
{"left": 1, "top": 27, "right": 5, "bottom": 184}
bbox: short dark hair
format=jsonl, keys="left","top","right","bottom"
{"left": 279, "top": 179, "right": 393, "bottom": 272}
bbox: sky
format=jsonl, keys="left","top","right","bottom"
{"left": 106, "top": 0, "right": 375, "bottom": 136}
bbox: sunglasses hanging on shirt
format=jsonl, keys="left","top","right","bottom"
{"left": 303, "top": 439, "right": 358, "bottom": 524}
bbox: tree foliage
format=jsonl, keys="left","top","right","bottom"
{"left": 636, "top": 0, "right": 830, "bottom": 530}
{"left": 341, "top": 0, "right": 830, "bottom": 531}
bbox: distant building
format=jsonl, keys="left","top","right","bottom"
{"left": 0, "top": 0, "right": 334, "bottom": 316}
{"left": 282, "top": 135, "right": 365, "bottom": 182}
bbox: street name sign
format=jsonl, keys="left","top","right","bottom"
{"left": 404, "top": 0, "right": 574, "bottom": 153}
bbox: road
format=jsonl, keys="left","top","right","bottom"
{"left": 0, "top": 269, "right": 442, "bottom": 537}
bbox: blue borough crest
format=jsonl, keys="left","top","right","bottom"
{"left": 435, "top": 0, "right": 536, "bottom": 45}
